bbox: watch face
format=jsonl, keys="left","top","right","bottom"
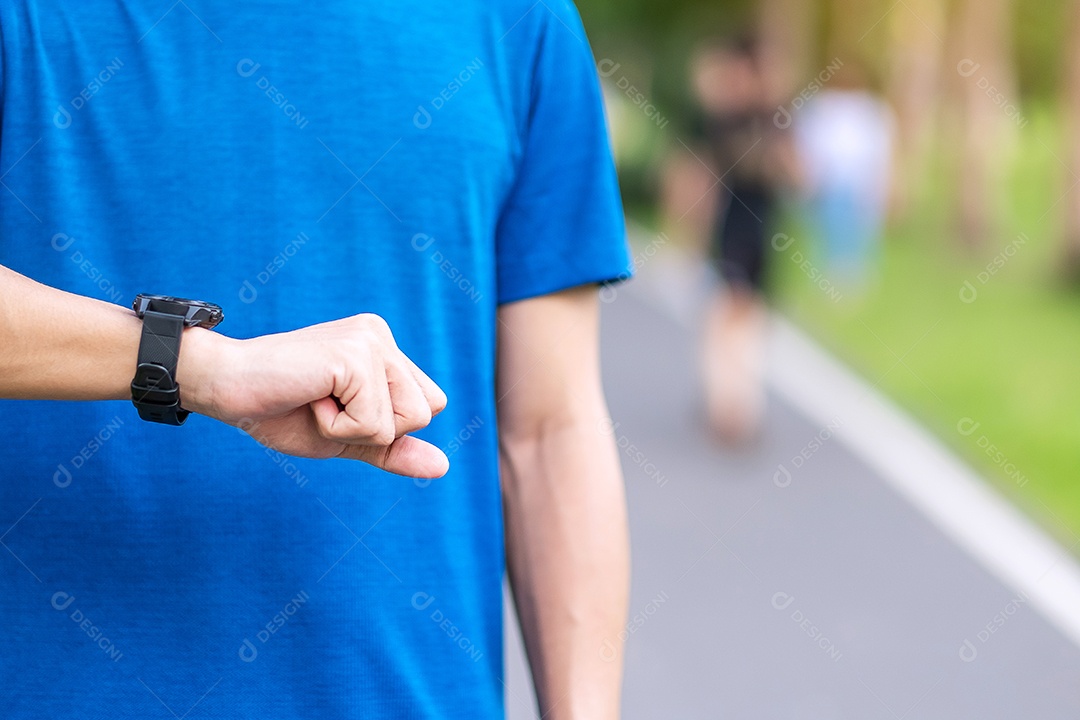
{"left": 133, "top": 294, "right": 224, "bottom": 329}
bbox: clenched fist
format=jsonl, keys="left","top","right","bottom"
{"left": 177, "top": 313, "right": 449, "bottom": 478}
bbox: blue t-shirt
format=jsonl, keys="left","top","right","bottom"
{"left": 0, "top": 2, "right": 629, "bottom": 717}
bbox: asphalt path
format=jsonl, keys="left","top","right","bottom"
{"left": 503, "top": 285, "right": 1080, "bottom": 720}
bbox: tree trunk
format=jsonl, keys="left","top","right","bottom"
{"left": 947, "top": 0, "right": 1017, "bottom": 251}
{"left": 1061, "top": 0, "right": 1080, "bottom": 280}
{"left": 756, "top": 0, "right": 815, "bottom": 105}
{"left": 823, "top": 0, "right": 879, "bottom": 69}
{"left": 885, "top": 0, "right": 946, "bottom": 223}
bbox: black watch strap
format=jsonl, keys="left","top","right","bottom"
{"left": 130, "top": 310, "right": 189, "bottom": 425}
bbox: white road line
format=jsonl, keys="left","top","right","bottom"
{"left": 766, "top": 315, "right": 1080, "bottom": 651}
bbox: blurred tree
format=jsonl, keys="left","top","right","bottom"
{"left": 757, "top": 0, "right": 815, "bottom": 103}
{"left": 823, "top": 0, "right": 879, "bottom": 68}
{"left": 885, "top": 0, "right": 945, "bottom": 223}
{"left": 1013, "top": 0, "right": 1068, "bottom": 99}
{"left": 580, "top": 0, "right": 1054, "bottom": 255}
{"left": 1061, "top": 0, "right": 1080, "bottom": 279}
{"left": 946, "top": 0, "right": 1017, "bottom": 250}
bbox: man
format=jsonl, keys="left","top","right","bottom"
{"left": 0, "top": 2, "right": 630, "bottom": 718}
{"left": 691, "top": 39, "right": 797, "bottom": 442}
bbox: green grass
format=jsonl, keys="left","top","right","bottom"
{"left": 771, "top": 107, "right": 1080, "bottom": 548}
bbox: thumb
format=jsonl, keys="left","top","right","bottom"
{"left": 338, "top": 435, "right": 450, "bottom": 479}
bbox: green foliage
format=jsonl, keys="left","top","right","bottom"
{"left": 580, "top": 0, "right": 756, "bottom": 133}
{"left": 1013, "top": 0, "right": 1069, "bottom": 98}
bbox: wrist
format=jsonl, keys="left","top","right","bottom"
{"left": 176, "top": 326, "right": 235, "bottom": 418}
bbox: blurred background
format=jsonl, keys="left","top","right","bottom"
{"left": 589, "top": 0, "right": 1080, "bottom": 539}
{"left": 506, "top": 1, "right": 1080, "bottom": 717}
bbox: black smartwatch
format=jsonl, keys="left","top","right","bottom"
{"left": 130, "top": 294, "right": 224, "bottom": 425}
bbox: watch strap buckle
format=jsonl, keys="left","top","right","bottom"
{"left": 130, "top": 362, "right": 189, "bottom": 425}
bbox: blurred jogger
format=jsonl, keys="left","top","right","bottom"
{"left": 795, "top": 67, "right": 895, "bottom": 292}
{"left": 690, "top": 38, "right": 798, "bottom": 442}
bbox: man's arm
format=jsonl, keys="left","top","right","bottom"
{"left": 498, "top": 285, "right": 630, "bottom": 720}
{"left": 0, "top": 263, "right": 448, "bottom": 477}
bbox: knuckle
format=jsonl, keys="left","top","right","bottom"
{"left": 348, "top": 415, "right": 378, "bottom": 438}
{"left": 316, "top": 417, "right": 341, "bottom": 441}
{"left": 352, "top": 416, "right": 395, "bottom": 445}
{"left": 370, "top": 427, "right": 396, "bottom": 446}
{"left": 398, "top": 406, "right": 432, "bottom": 433}
{"left": 359, "top": 313, "right": 392, "bottom": 338}
{"left": 315, "top": 414, "right": 343, "bottom": 442}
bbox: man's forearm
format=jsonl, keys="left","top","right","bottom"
{"left": 0, "top": 264, "right": 220, "bottom": 406}
{"left": 502, "top": 418, "right": 630, "bottom": 720}
{"left": 0, "top": 263, "right": 448, "bottom": 477}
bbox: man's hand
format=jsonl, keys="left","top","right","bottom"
{"left": 179, "top": 314, "right": 449, "bottom": 478}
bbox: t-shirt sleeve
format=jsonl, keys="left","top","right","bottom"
{"left": 494, "top": 1, "right": 631, "bottom": 305}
